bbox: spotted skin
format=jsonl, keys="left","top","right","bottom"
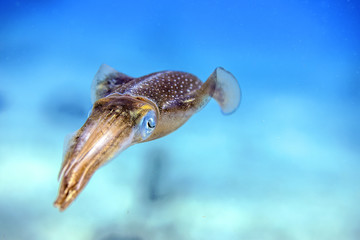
{"left": 54, "top": 64, "right": 241, "bottom": 211}
{"left": 115, "top": 71, "right": 202, "bottom": 104}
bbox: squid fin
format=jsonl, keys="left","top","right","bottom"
{"left": 206, "top": 67, "right": 241, "bottom": 114}
{"left": 91, "top": 64, "right": 133, "bottom": 103}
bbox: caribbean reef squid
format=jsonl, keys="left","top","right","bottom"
{"left": 54, "top": 64, "right": 241, "bottom": 211}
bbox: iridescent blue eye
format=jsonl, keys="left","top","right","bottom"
{"left": 140, "top": 111, "right": 156, "bottom": 140}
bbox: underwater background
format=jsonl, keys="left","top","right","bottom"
{"left": 0, "top": 0, "right": 359, "bottom": 239}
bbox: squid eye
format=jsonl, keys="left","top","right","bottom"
{"left": 140, "top": 111, "right": 157, "bottom": 140}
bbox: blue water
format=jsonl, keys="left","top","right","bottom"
{"left": 1, "top": 0, "right": 359, "bottom": 239}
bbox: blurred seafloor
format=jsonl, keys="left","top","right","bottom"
{"left": 0, "top": 0, "right": 359, "bottom": 240}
